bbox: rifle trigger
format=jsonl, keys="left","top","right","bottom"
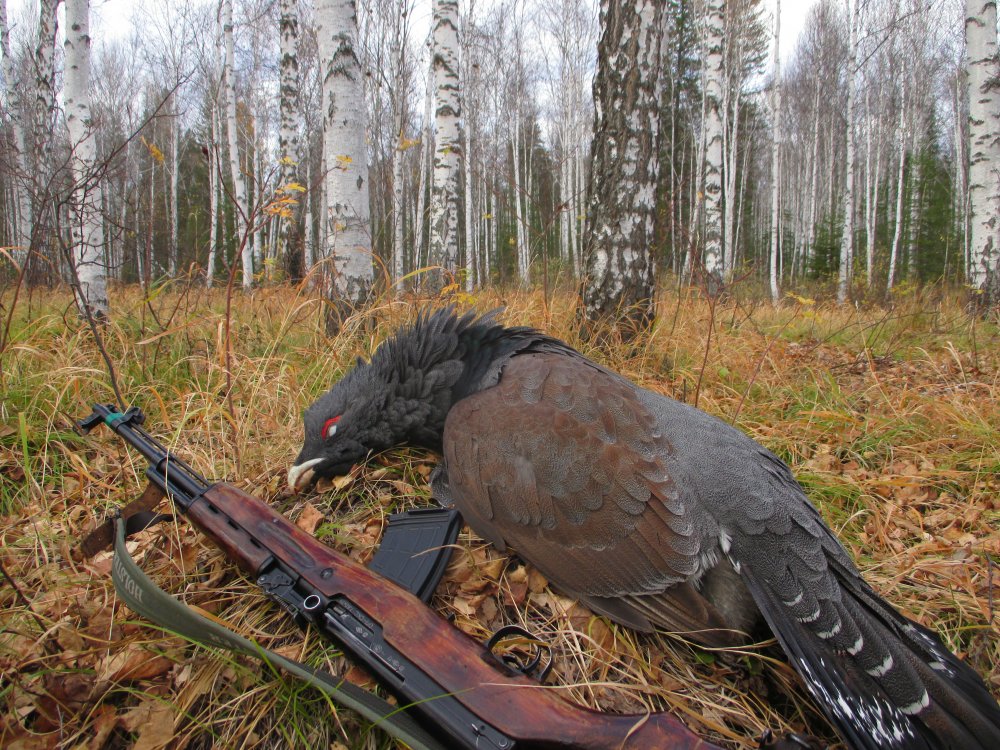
{"left": 485, "top": 624, "right": 553, "bottom": 683}
{"left": 259, "top": 569, "right": 312, "bottom": 628}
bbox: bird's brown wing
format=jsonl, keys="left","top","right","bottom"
{"left": 443, "top": 352, "right": 738, "bottom": 644}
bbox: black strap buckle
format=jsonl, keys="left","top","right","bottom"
{"left": 486, "top": 624, "right": 553, "bottom": 682}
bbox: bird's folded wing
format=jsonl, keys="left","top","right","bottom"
{"left": 443, "top": 352, "right": 737, "bottom": 644}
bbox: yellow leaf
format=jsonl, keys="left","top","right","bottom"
{"left": 335, "top": 154, "right": 353, "bottom": 165}
{"left": 141, "top": 136, "right": 165, "bottom": 164}
{"left": 281, "top": 182, "right": 307, "bottom": 193}
{"left": 785, "top": 292, "right": 816, "bottom": 306}
{"left": 482, "top": 213, "right": 493, "bottom": 220}
{"left": 279, "top": 156, "right": 298, "bottom": 166}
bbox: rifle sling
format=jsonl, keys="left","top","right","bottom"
{"left": 110, "top": 517, "right": 447, "bottom": 750}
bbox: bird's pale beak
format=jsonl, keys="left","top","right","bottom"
{"left": 287, "top": 457, "right": 324, "bottom": 493}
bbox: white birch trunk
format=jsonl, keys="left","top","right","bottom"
{"left": 253, "top": 136, "right": 265, "bottom": 273}
{"left": 169, "top": 94, "right": 179, "bottom": 276}
{"left": 304, "top": 158, "right": 314, "bottom": 271}
{"left": 392, "top": 123, "right": 407, "bottom": 290}
{"left": 33, "top": 0, "right": 58, "bottom": 264}
{"left": 512, "top": 109, "right": 528, "bottom": 283}
{"left": 222, "top": 0, "right": 252, "bottom": 289}
{"left": 805, "top": 86, "right": 822, "bottom": 269}
{"left": 522, "top": 125, "right": 534, "bottom": 281}
{"left": 390, "top": 0, "right": 409, "bottom": 292}
{"left": 1, "top": 0, "right": 31, "bottom": 263}
{"left": 953, "top": 75, "right": 969, "bottom": 275}
{"left": 722, "top": 29, "right": 741, "bottom": 278}
{"left": 965, "top": 0, "right": 1000, "bottom": 303}
{"left": 464, "top": 113, "right": 475, "bottom": 291}
{"left": 582, "top": 0, "right": 662, "bottom": 330}
{"left": 65, "top": 0, "right": 106, "bottom": 317}
{"left": 414, "top": 68, "right": 433, "bottom": 271}
{"left": 207, "top": 106, "right": 219, "bottom": 287}
{"left": 279, "top": 0, "right": 302, "bottom": 278}
{"left": 864, "top": 84, "right": 880, "bottom": 288}
{"left": 837, "top": 0, "right": 858, "bottom": 304}
{"left": 769, "top": 0, "right": 781, "bottom": 303}
{"left": 429, "top": 0, "right": 461, "bottom": 285}
{"left": 701, "top": 0, "right": 725, "bottom": 287}
{"left": 887, "top": 90, "right": 908, "bottom": 293}
{"left": 558, "top": 137, "right": 571, "bottom": 268}
{"left": 317, "top": 0, "right": 373, "bottom": 320}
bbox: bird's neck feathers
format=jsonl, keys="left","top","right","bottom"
{"left": 368, "top": 308, "right": 559, "bottom": 452}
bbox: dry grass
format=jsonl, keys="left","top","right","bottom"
{"left": 1, "top": 282, "right": 997, "bottom": 750}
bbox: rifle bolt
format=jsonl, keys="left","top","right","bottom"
{"left": 321, "top": 568, "right": 333, "bottom": 579}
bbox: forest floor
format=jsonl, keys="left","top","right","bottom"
{"left": 1, "top": 283, "right": 998, "bottom": 750}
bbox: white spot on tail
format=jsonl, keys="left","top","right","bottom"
{"left": 848, "top": 634, "right": 865, "bottom": 655}
{"left": 782, "top": 591, "right": 804, "bottom": 607}
{"left": 798, "top": 606, "right": 821, "bottom": 623}
{"left": 899, "top": 691, "right": 929, "bottom": 716}
{"left": 866, "top": 654, "right": 894, "bottom": 678}
{"left": 817, "top": 618, "right": 843, "bottom": 639}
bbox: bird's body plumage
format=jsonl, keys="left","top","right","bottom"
{"left": 290, "top": 308, "right": 1000, "bottom": 750}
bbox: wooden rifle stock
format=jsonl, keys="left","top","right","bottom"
{"left": 187, "top": 483, "right": 722, "bottom": 750}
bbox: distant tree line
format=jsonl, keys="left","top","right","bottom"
{"left": 0, "top": 0, "right": 997, "bottom": 323}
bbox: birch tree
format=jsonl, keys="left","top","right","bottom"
{"left": 1, "top": 0, "right": 31, "bottom": 263}
{"left": 965, "top": 0, "right": 1000, "bottom": 307}
{"left": 582, "top": 0, "right": 663, "bottom": 334}
{"left": 701, "top": 0, "right": 725, "bottom": 289}
{"left": 222, "top": 0, "right": 252, "bottom": 288}
{"left": 317, "top": 0, "right": 373, "bottom": 328}
{"left": 386, "top": 0, "right": 414, "bottom": 291}
{"left": 461, "top": 1, "right": 476, "bottom": 291}
{"left": 278, "top": 0, "right": 302, "bottom": 276}
{"left": 769, "top": 0, "right": 781, "bottom": 302}
{"left": 429, "top": 0, "right": 461, "bottom": 285}
{"left": 65, "top": 0, "right": 107, "bottom": 318}
{"left": 837, "top": 0, "right": 858, "bottom": 303}
{"left": 32, "top": 0, "right": 58, "bottom": 273}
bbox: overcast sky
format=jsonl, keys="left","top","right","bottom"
{"left": 6, "top": 0, "right": 817, "bottom": 69}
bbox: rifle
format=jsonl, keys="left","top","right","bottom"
{"left": 80, "top": 403, "right": 722, "bottom": 750}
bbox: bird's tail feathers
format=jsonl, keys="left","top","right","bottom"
{"left": 829, "top": 558, "right": 1000, "bottom": 749}
{"left": 743, "top": 555, "right": 1000, "bottom": 749}
{"left": 742, "top": 565, "right": 932, "bottom": 750}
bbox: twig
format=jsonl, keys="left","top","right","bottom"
{"left": 693, "top": 291, "right": 717, "bottom": 410}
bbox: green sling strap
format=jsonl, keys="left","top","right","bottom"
{"left": 110, "top": 518, "right": 447, "bottom": 750}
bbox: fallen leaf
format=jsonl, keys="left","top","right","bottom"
{"left": 273, "top": 643, "right": 303, "bottom": 661}
{"left": 132, "top": 702, "right": 174, "bottom": 750}
{"left": 87, "top": 705, "right": 119, "bottom": 750}
{"left": 343, "top": 664, "right": 376, "bottom": 689}
{"left": 97, "top": 646, "right": 174, "bottom": 683}
{"left": 296, "top": 502, "right": 324, "bottom": 535}
{"left": 527, "top": 567, "right": 548, "bottom": 594}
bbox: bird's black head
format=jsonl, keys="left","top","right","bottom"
{"left": 288, "top": 308, "right": 498, "bottom": 491}
{"left": 287, "top": 357, "right": 395, "bottom": 490}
